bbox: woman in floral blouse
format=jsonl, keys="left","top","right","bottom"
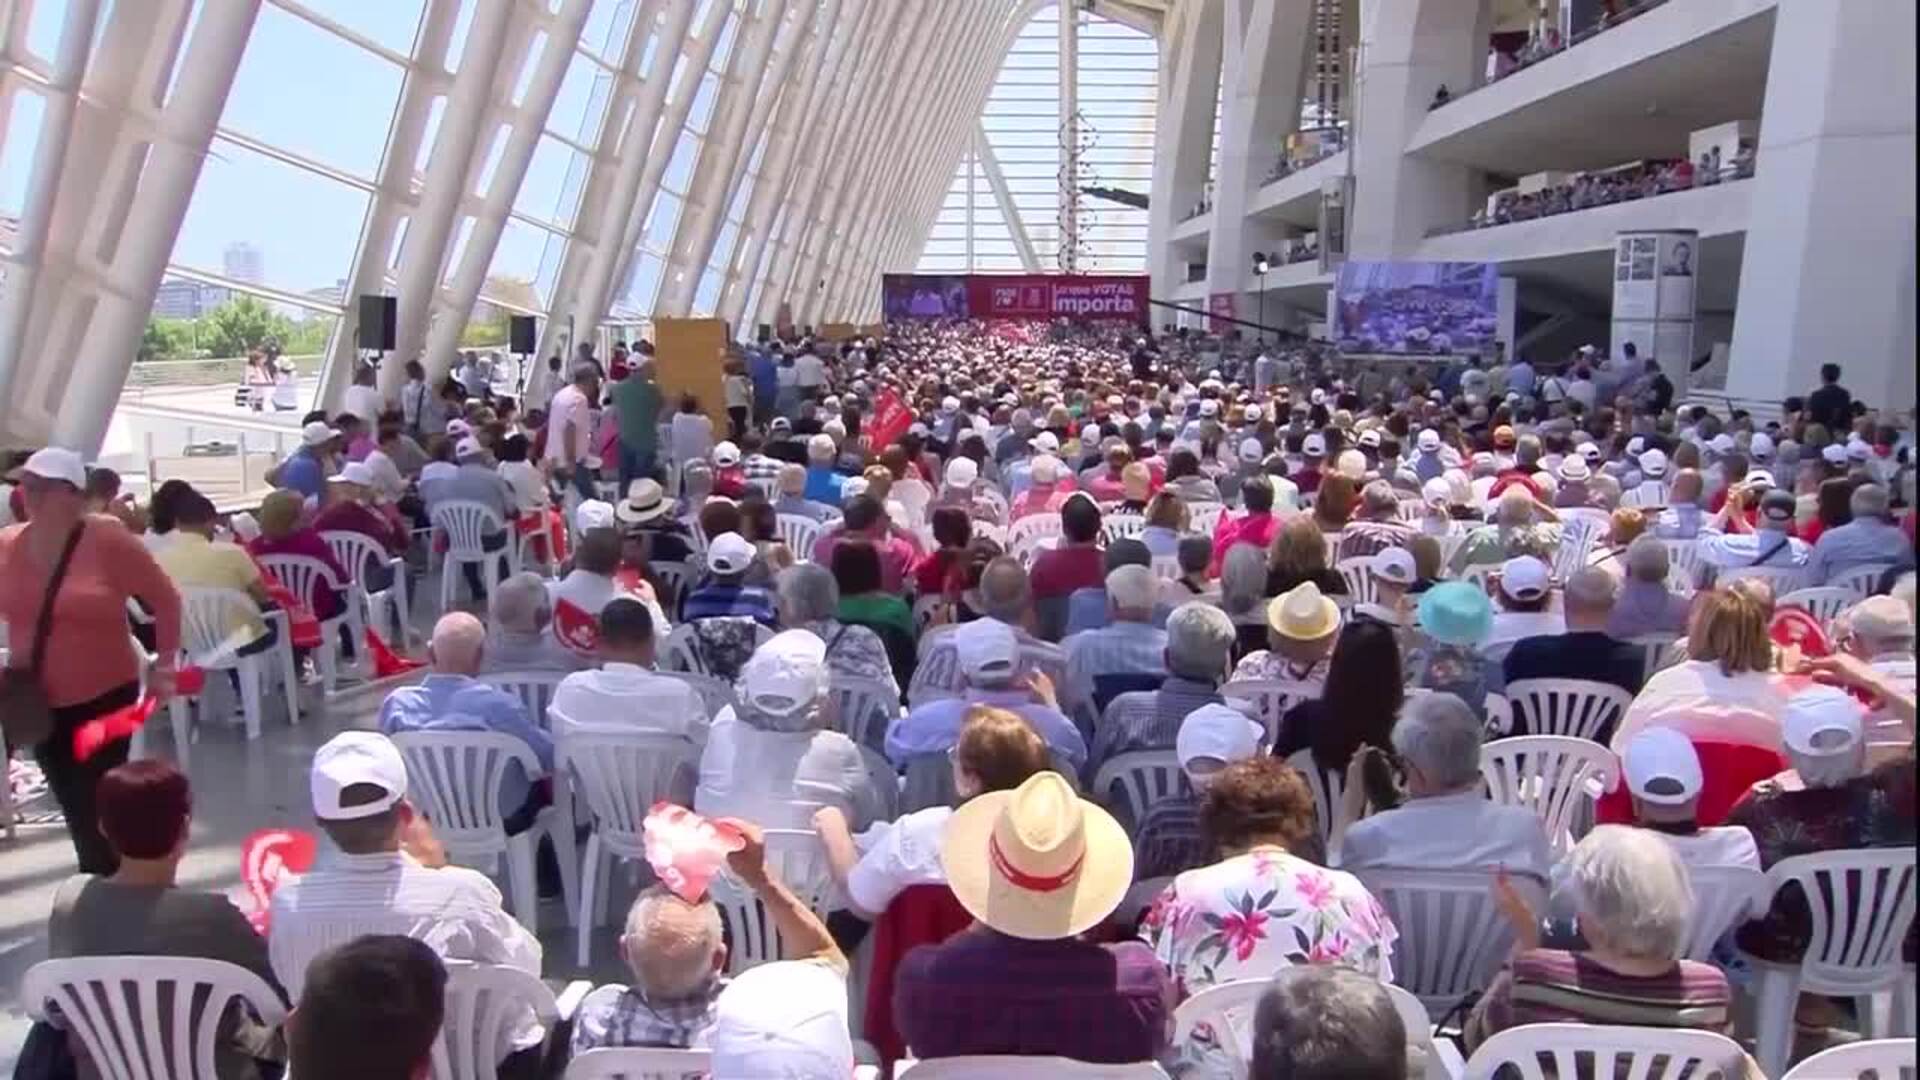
{"left": 1141, "top": 757, "right": 1396, "bottom": 1077}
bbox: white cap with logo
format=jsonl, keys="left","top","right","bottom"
{"left": 1176, "top": 703, "right": 1265, "bottom": 775}
{"left": 705, "top": 532, "right": 756, "bottom": 575}
{"left": 1783, "top": 685, "right": 1864, "bottom": 757}
{"left": 1622, "top": 728, "right": 1702, "bottom": 806}
{"left": 311, "top": 731, "right": 408, "bottom": 819}
{"left": 739, "top": 630, "right": 829, "bottom": 717}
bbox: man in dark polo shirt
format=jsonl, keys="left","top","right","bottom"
{"left": 1502, "top": 566, "right": 1646, "bottom": 741}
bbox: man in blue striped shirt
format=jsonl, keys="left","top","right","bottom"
{"left": 1062, "top": 565, "right": 1169, "bottom": 720}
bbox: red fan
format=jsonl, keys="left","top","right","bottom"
{"left": 72, "top": 697, "right": 157, "bottom": 762}
{"left": 367, "top": 628, "right": 426, "bottom": 678}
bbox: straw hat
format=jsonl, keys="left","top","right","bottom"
{"left": 1267, "top": 581, "right": 1341, "bottom": 641}
{"left": 942, "top": 771, "right": 1133, "bottom": 940}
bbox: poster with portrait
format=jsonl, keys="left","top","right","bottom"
{"left": 1657, "top": 233, "right": 1697, "bottom": 319}
{"left": 1613, "top": 236, "right": 1657, "bottom": 321}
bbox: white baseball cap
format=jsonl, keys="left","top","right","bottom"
{"left": 1783, "top": 685, "right": 1864, "bottom": 757}
{"left": 1302, "top": 432, "right": 1328, "bottom": 457}
{"left": 1577, "top": 442, "right": 1603, "bottom": 463}
{"left": 1238, "top": 437, "right": 1264, "bottom": 464}
{"left": 1626, "top": 436, "right": 1647, "bottom": 456}
{"left": 1358, "top": 429, "right": 1382, "bottom": 449}
{"left": 1742, "top": 467, "right": 1776, "bottom": 488}
{"left": 302, "top": 420, "right": 341, "bottom": 448}
{"left": 806, "top": 433, "right": 837, "bottom": 459}
{"left": 445, "top": 419, "right": 473, "bottom": 438}
{"left": 1416, "top": 429, "right": 1442, "bottom": 453}
{"left": 1368, "top": 546, "right": 1418, "bottom": 586}
{"left": 1175, "top": 703, "right": 1264, "bottom": 774}
{"left": 709, "top": 959, "right": 853, "bottom": 1080}
{"left": 1846, "top": 440, "right": 1872, "bottom": 462}
{"left": 1498, "top": 556, "right": 1551, "bottom": 601}
{"left": 712, "top": 441, "right": 742, "bottom": 467}
{"left": 1638, "top": 448, "right": 1668, "bottom": 477}
{"left": 1622, "top": 728, "right": 1703, "bottom": 806}
{"left": 15, "top": 447, "right": 86, "bottom": 488}
{"left": 1821, "top": 443, "right": 1849, "bottom": 466}
{"left": 705, "top": 531, "right": 756, "bottom": 575}
{"left": 310, "top": 731, "right": 407, "bottom": 820}
{"left": 1421, "top": 476, "right": 1452, "bottom": 508}
{"left": 1749, "top": 432, "right": 1775, "bottom": 460}
{"left": 740, "top": 630, "right": 829, "bottom": 718}
{"left": 945, "top": 457, "right": 979, "bottom": 488}
{"left": 574, "top": 499, "right": 616, "bottom": 534}
{"left": 1029, "top": 431, "right": 1060, "bottom": 454}
{"left": 1709, "top": 433, "right": 1736, "bottom": 455}
{"left": 954, "top": 618, "right": 1019, "bottom": 681}
{"left": 328, "top": 461, "right": 376, "bottom": 487}
{"left": 454, "top": 436, "right": 486, "bottom": 460}
{"left": 1199, "top": 399, "right": 1220, "bottom": 418}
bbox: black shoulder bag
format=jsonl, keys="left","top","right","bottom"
{"left": 0, "top": 523, "right": 87, "bottom": 747}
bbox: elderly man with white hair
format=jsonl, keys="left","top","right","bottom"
{"left": 1805, "top": 484, "right": 1915, "bottom": 585}
{"left": 1502, "top": 566, "right": 1645, "bottom": 708}
{"left": 1338, "top": 691, "right": 1552, "bottom": 884}
{"left": 485, "top": 571, "right": 586, "bottom": 673}
{"left": 1336, "top": 480, "right": 1419, "bottom": 560}
{"left": 1450, "top": 487, "right": 1561, "bottom": 575}
{"left": 1606, "top": 535, "right": 1692, "bottom": 639}
{"left": 886, "top": 618, "right": 1085, "bottom": 772}
{"left": 1062, "top": 564, "right": 1170, "bottom": 720}
{"left": 772, "top": 462, "right": 836, "bottom": 523}
{"left": 1090, "top": 602, "right": 1239, "bottom": 775}
{"left": 1835, "top": 594, "right": 1916, "bottom": 740}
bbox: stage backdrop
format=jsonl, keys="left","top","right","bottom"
{"left": 881, "top": 273, "right": 1149, "bottom": 322}
{"left": 1331, "top": 261, "right": 1501, "bottom": 356}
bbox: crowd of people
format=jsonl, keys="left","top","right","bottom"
{"left": 1465, "top": 150, "right": 1757, "bottom": 233}
{"left": 2, "top": 315, "right": 1916, "bottom": 1079}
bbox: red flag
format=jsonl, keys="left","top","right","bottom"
{"left": 367, "top": 628, "right": 426, "bottom": 679}
{"left": 868, "top": 388, "right": 913, "bottom": 451}
{"left": 553, "top": 598, "right": 601, "bottom": 656}
{"left": 73, "top": 697, "right": 157, "bottom": 761}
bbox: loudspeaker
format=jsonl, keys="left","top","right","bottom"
{"left": 356, "top": 295, "right": 396, "bottom": 351}
{"left": 508, "top": 315, "right": 537, "bottom": 354}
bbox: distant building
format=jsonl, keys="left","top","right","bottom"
{"left": 223, "top": 241, "right": 264, "bottom": 286}
{"left": 153, "top": 278, "right": 230, "bottom": 319}
{"left": 303, "top": 279, "right": 346, "bottom": 306}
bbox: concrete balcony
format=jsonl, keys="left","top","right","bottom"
{"left": 1247, "top": 151, "right": 1346, "bottom": 227}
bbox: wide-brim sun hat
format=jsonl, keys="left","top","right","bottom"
{"left": 943, "top": 771, "right": 1133, "bottom": 941}
{"left": 1417, "top": 581, "right": 1494, "bottom": 647}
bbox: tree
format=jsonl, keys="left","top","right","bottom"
{"left": 140, "top": 318, "right": 196, "bottom": 361}
{"left": 201, "top": 295, "right": 293, "bottom": 358}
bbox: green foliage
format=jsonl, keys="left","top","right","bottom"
{"left": 140, "top": 318, "right": 197, "bottom": 361}
{"left": 140, "top": 297, "right": 338, "bottom": 362}
{"left": 202, "top": 295, "right": 293, "bottom": 358}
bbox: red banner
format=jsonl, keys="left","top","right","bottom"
{"left": 868, "top": 387, "right": 914, "bottom": 449}
{"left": 962, "top": 274, "right": 1150, "bottom": 322}
{"left": 1208, "top": 292, "right": 1237, "bottom": 333}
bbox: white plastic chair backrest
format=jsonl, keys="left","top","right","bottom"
{"left": 1829, "top": 563, "right": 1897, "bottom": 601}
{"left": 1502, "top": 678, "right": 1633, "bottom": 741}
{"left": 1354, "top": 868, "right": 1544, "bottom": 1015}
{"left": 1008, "top": 512, "right": 1063, "bottom": 553}
{"left": 897, "top": 1058, "right": 1169, "bottom": 1078}
{"left": 659, "top": 622, "right": 775, "bottom": 676}
{"left": 1187, "top": 502, "right": 1226, "bottom": 536}
{"left": 1437, "top": 531, "right": 1470, "bottom": 570}
{"left": 1284, "top": 749, "right": 1348, "bottom": 853}
{"left": 908, "top": 635, "right": 963, "bottom": 703}
{"left": 478, "top": 671, "right": 566, "bottom": 731}
{"left": 257, "top": 553, "right": 345, "bottom": 618}
{"left": 1661, "top": 538, "right": 1703, "bottom": 594}
{"left": 1628, "top": 634, "right": 1683, "bottom": 684}
{"left": 1716, "top": 564, "right": 1804, "bottom": 598}
{"left": 775, "top": 514, "right": 825, "bottom": 560}
{"left": 972, "top": 519, "right": 1009, "bottom": 547}
{"left": 21, "top": 956, "right": 288, "bottom": 1080}
{"left": 650, "top": 561, "right": 692, "bottom": 604}
{"left": 565, "top": 1047, "right": 713, "bottom": 1080}
{"left": 392, "top": 730, "right": 537, "bottom": 857}
{"left": 1383, "top": 984, "right": 1436, "bottom": 1054}
{"left": 1552, "top": 516, "right": 1601, "bottom": 582}
{"left": 321, "top": 529, "right": 391, "bottom": 586}
{"left": 1150, "top": 555, "right": 1182, "bottom": 580}
{"left": 893, "top": 478, "right": 934, "bottom": 523}
{"left": 1760, "top": 847, "right": 1918, "bottom": 989}
{"left": 709, "top": 829, "right": 835, "bottom": 973}
{"left": 826, "top": 676, "right": 899, "bottom": 752}
{"left": 436, "top": 961, "right": 559, "bottom": 1080}
{"left": 1220, "top": 679, "right": 1318, "bottom": 744}
{"left": 912, "top": 594, "right": 947, "bottom": 634}
{"left": 1779, "top": 586, "right": 1862, "bottom": 629}
{"left": 1397, "top": 498, "right": 1427, "bottom": 523}
{"left": 1102, "top": 514, "right": 1147, "bottom": 544}
{"left": 1170, "top": 978, "right": 1265, "bottom": 1078}
{"left": 683, "top": 515, "right": 709, "bottom": 555}
{"left": 1460, "top": 1023, "right": 1749, "bottom": 1080}
{"left": 1684, "top": 864, "right": 1768, "bottom": 961}
{"left": 1457, "top": 561, "right": 1497, "bottom": 594}
{"left": 661, "top": 670, "right": 737, "bottom": 721}
{"left": 1091, "top": 750, "right": 1187, "bottom": 826}
{"left": 1780, "top": 1038, "right": 1917, "bottom": 1080}
{"left": 432, "top": 500, "right": 508, "bottom": 557}
{"left": 559, "top": 730, "right": 698, "bottom": 859}
{"left": 178, "top": 586, "right": 268, "bottom": 667}
{"left": 1478, "top": 736, "right": 1619, "bottom": 855}
{"left": 1336, "top": 555, "right": 1379, "bottom": 606}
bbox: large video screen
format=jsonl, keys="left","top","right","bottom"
{"left": 1332, "top": 261, "right": 1500, "bottom": 355}
{"left": 882, "top": 274, "right": 970, "bottom": 319}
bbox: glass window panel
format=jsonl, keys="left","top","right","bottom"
{"left": 445, "top": 0, "right": 478, "bottom": 73}
{"left": 616, "top": 250, "right": 665, "bottom": 316}
{"left": 221, "top": 3, "right": 405, "bottom": 179}
{"left": 687, "top": 71, "right": 720, "bottom": 135}
{"left": 174, "top": 137, "right": 371, "bottom": 294}
{"left": 287, "top": 0, "right": 426, "bottom": 55}
{"left": 579, "top": 0, "right": 639, "bottom": 64}
{"left": 413, "top": 95, "right": 446, "bottom": 176}
{"left": 550, "top": 52, "right": 615, "bottom": 142}
{"left": 474, "top": 124, "right": 510, "bottom": 199}
{"left": 514, "top": 135, "right": 587, "bottom": 229}
{"left": 712, "top": 221, "right": 739, "bottom": 264}
{"left": 0, "top": 89, "right": 48, "bottom": 221}
{"left": 661, "top": 130, "right": 700, "bottom": 195}
{"left": 638, "top": 31, "right": 661, "bottom": 80}
{"left": 511, "top": 32, "right": 549, "bottom": 107}
{"left": 645, "top": 191, "right": 683, "bottom": 252}
{"left": 484, "top": 217, "right": 563, "bottom": 310}
{"left": 709, "top": 12, "right": 740, "bottom": 72}
{"left": 692, "top": 266, "right": 723, "bottom": 316}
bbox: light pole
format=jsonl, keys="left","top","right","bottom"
{"left": 1251, "top": 252, "right": 1271, "bottom": 343}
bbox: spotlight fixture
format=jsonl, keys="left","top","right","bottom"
{"left": 1252, "top": 252, "right": 1271, "bottom": 275}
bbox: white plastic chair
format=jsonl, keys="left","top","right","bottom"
{"left": 1627, "top": 633, "right": 1683, "bottom": 685}
{"left": 1186, "top": 502, "right": 1226, "bottom": 536}
{"left": 1502, "top": 678, "right": 1633, "bottom": 741}
{"left": 1716, "top": 563, "right": 1804, "bottom": 599}
{"left": 1008, "top": 512, "right": 1064, "bottom": 563}
{"left": 658, "top": 621, "right": 773, "bottom": 676}
{"left": 1337, "top": 555, "right": 1380, "bottom": 605}
{"left": 173, "top": 588, "right": 300, "bottom": 740}
{"left": 435, "top": 961, "right": 563, "bottom": 1080}
{"left": 1384, "top": 984, "right": 1461, "bottom": 1080}
{"left": 1171, "top": 978, "right": 1265, "bottom": 1079}
{"left": 1220, "top": 679, "right": 1318, "bottom": 744}
{"left": 1459, "top": 1023, "right": 1749, "bottom": 1080}
{"left": 775, "top": 513, "right": 826, "bottom": 561}
{"left": 708, "top": 828, "right": 837, "bottom": 973}
{"left": 1354, "top": 868, "right": 1545, "bottom": 1016}
{"left": 1102, "top": 513, "right": 1147, "bottom": 544}
{"left": 1779, "top": 585, "right": 1864, "bottom": 630}
{"left": 1551, "top": 515, "right": 1602, "bottom": 583}
{"left": 1150, "top": 555, "right": 1182, "bottom": 580}
{"left": 432, "top": 500, "right": 517, "bottom": 614}
{"left": 1683, "top": 864, "right": 1767, "bottom": 961}
{"left": 391, "top": 730, "right": 580, "bottom": 934}
{"left": 912, "top": 594, "right": 948, "bottom": 634}
{"left": 21, "top": 956, "right": 287, "bottom": 1079}
{"left": 1829, "top": 562, "right": 1898, "bottom": 600}
{"left": 323, "top": 528, "right": 412, "bottom": 647}
{"left": 1478, "top": 736, "right": 1619, "bottom": 856}
{"left": 1661, "top": 538, "right": 1705, "bottom": 595}
{"left": 1285, "top": 748, "right": 1351, "bottom": 857}
{"left": 896, "top": 1058, "right": 1169, "bottom": 1077}
{"left": 478, "top": 671, "right": 568, "bottom": 733}
{"left": 1745, "top": 847, "right": 1919, "bottom": 1078}
{"left": 1091, "top": 750, "right": 1187, "bottom": 828}
{"left": 566, "top": 1047, "right": 713, "bottom": 1079}
{"left": 1781, "top": 1038, "right": 1917, "bottom": 1080}
{"left": 1457, "top": 561, "right": 1498, "bottom": 594}
{"left": 257, "top": 552, "right": 355, "bottom": 691}
{"left": 561, "top": 730, "right": 699, "bottom": 966}
{"left": 649, "top": 560, "right": 692, "bottom": 609}
{"left": 661, "top": 670, "right": 737, "bottom": 722}
{"left": 827, "top": 676, "right": 900, "bottom": 753}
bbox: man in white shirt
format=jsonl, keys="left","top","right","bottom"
{"left": 550, "top": 596, "right": 708, "bottom": 745}
{"left": 342, "top": 363, "right": 385, "bottom": 429}
{"left": 269, "top": 732, "right": 545, "bottom": 1066}
{"left": 544, "top": 362, "right": 601, "bottom": 502}
{"left": 1339, "top": 692, "right": 1552, "bottom": 884}
{"left": 1698, "top": 488, "right": 1810, "bottom": 572}
{"left": 1838, "top": 595, "right": 1916, "bottom": 741}
{"left": 793, "top": 348, "right": 828, "bottom": 399}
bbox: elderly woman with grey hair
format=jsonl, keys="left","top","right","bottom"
{"left": 1606, "top": 535, "right": 1691, "bottom": 639}
{"left": 773, "top": 563, "right": 898, "bottom": 697}
{"left": 484, "top": 571, "right": 586, "bottom": 672}
{"left": 1465, "top": 826, "right": 1734, "bottom": 1050}
{"left": 1217, "top": 543, "right": 1271, "bottom": 661}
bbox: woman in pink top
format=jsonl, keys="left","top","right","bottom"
{"left": 0, "top": 449, "right": 180, "bottom": 874}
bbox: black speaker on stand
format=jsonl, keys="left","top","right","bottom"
{"left": 508, "top": 315, "right": 537, "bottom": 401}
{"left": 356, "top": 294, "right": 396, "bottom": 376}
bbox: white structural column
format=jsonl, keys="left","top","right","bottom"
{"left": 977, "top": 123, "right": 1042, "bottom": 271}
{"left": 1203, "top": 0, "right": 1313, "bottom": 314}
{"left": 1345, "top": 0, "right": 1486, "bottom": 258}
{"left": 1725, "top": 0, "right": 1917, "bottom": 412}
{"left": 378, "top": 0, "right": 518, "bottom": 399}
{"left": 1145, "top": 0, "right": 1224, "bottom": 303}
{"left": 21, "top": 0, "right": 262, "bottom": 452}
{"left": 1057, "top": 0, "right": 1079, "bottom": 270}
{"left": 654, "top": 0, "right": 795, "bottom": 314}
{"left": 316, "top": 0, "right": 465, "bottom": 410}
{"left": 716, "top": 0, "right": 861, "bottom": 328}
{"left": 418, "top": 0, "right": 594, "bottom": 370}
{"left": 528, "top": 0, "right": 669, "bottom": 375}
